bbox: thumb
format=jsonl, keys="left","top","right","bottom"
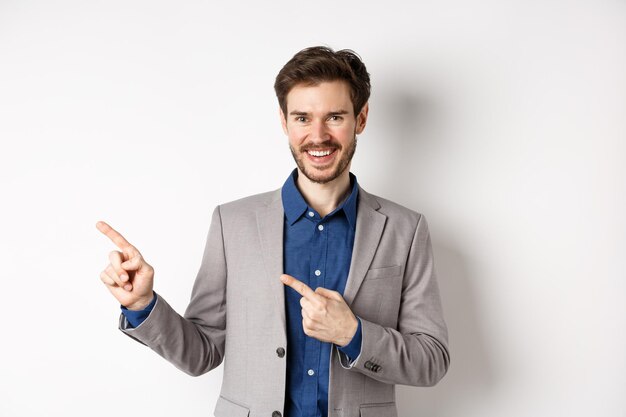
{"left": 121, "top": 254, "right": 144, "bottom": 271}
{"left": 315, "top": 286, "right": 342, "bottom": 301}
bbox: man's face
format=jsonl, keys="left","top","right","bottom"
{"left": 280, "top": 80, "right": 368, "bottom": 185}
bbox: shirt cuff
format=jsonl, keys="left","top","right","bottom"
{"left": 120, "top": 292, "right": 157, "bottom": 329}
{"left": 337, "top": 317, "right": 362, "bottom": 361}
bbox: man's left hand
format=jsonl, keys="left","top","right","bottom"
{"left": 280, "top": 274, "right": 358, "bottom": 347}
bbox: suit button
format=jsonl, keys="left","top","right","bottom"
{"left": 364, "top": 361, "right": 373, "bottom": 370}
{"left": 276, "top": 347, "right": 285, "bottom": 358}
{"left": 373, "top": 365, "right": 381, "bottom": 372}
{"left": 272, "top": 411, "right": 282, "bottom": 417}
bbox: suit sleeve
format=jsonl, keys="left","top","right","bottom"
{"left": 335, "top": 214, "right": 450, "bottom": 386}
{"left": 118, "top": 205, "right": 227, "bottom": 377}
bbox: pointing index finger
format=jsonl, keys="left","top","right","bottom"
{"left": 280, "top": 274, "right": 320, "bottom": 301}
{"left": 96, "top": 221, "right": 135, "bottom": 251}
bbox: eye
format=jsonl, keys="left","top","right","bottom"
{"left": 295, "top": 116, "right": 307, "bottom": 122}
{"left": 329, "top": 115, "right": 343, "bottom": 122}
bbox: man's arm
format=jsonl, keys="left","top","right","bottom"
{"left": 117, "top": 206, "right": 228, "bottom": 377}
{"left": 335, "top": 214, "right": 450, "bottom": 386}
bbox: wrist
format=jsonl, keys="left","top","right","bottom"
{"left": 337, "top": 315, "right": 359, "bottom": 347}
{"left": 124, "top": 293, "right": 155, "bottom": 311}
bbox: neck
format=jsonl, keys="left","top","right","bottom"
{"left": 296, "top": 168, "right": 352, "bottom": 218}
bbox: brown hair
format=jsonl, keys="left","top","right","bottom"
{"left": 274, "top": 46, "right": 371, "bottom": 116}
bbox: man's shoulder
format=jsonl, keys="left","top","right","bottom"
{"left": 217, "top": 188, "right": 282, "bottom": 216}
{"left": 359, "top": 187, "right": 423, "bottom": 225}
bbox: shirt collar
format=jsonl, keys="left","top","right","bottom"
{"left": 281, "top": 168, "right": 359, "bottom": 228}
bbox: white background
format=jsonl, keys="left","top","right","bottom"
{"left": 1, "top": 1, "right": 624, "bottom": 416}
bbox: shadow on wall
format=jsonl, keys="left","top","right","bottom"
{"left": 373, "top": 86, "right": 496, "bottom": 416}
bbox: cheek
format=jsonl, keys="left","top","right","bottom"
{"left": 287, "top": 131, "right": 305, "bottom": 148}
{"left": 333, "top": 124, "right": 356, "bottom": 140}
{"left": 286, "top": 125, "right": 308, "bottom": 144}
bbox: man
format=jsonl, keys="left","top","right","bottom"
{"left": 97, "top": 46, "right": 450, "bottom": 417}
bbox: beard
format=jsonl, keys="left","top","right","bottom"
{"left": 289, "top": 135, "right": 357, "bottom": 184}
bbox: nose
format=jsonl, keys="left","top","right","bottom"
{"left": 310, "top": 119, "right": 330, "bottom": 143}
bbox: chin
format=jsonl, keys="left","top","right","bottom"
{"left": 301, "top": 165, "right": 345, "bottom": 185}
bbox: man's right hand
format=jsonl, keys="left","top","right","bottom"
{"left": 96, "top": 221, "right": 155, "bottom": 310}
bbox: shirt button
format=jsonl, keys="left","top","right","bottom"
{"left": 272, "top": 412, "right": 282, "bottom": 417}
{"left": 314, "top": 270, "right": 321, "bottom": 277}
{"left": 276, "top": 347, "right": 285, "bottom": 358}
{"left": 307, "top": 369, "right": 315, "bottom": 376}
{"left": 308, "top": 211, "right": 314, "bottom": 217}
{"left": 318, "top": 224, "right": 324, "bottom": 231}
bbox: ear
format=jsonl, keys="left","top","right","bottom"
{"left": 279, "top": 107, "right": 288, "bottom": 135}
{"left": 355, "top": 102, "right": 369, "bottom": 134}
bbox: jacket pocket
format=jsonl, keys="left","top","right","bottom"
{"left": 359, "top": 402, "right": 398, "bottom": 417}
{"left": 214, "top": 395, "right": 250, "bottom": 417}
{"left": 364, "top": 265, "right": 402, "bottom": 280}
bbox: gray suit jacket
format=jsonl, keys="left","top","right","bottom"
{"left": 119, "top": 185, "right": 450, "bottom": 417}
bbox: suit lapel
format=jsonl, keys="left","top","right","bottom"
{"left": 256, "top": 190, "right": 286, "bottom": 332}
{"left": 254, "top": 186, "right": 386, "bottom": 327}
{"left": 343, "top": 186, "right": 387, "bottom": 305}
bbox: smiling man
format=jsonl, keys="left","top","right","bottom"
{"left": 283, "top": 80, "right": 363, "bottom": 188}
{"left": 97, "top": 46, "right": 450, "bottom": 417}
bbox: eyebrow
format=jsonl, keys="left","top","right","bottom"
{"left": 289, "top": 110, "right": 350, "bottom": 116}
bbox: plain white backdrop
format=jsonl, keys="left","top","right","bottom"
{"left": 0, "top": 1, "right": 624, "bottom": 416}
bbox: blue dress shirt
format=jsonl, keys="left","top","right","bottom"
{"left": 120, "top": 169, "right": 363, "bottom": 417}
{"left": 281, "top": 169, "right": 362, "bottom": 417}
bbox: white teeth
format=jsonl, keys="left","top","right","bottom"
{"left": 308, "top": 149, "right": 332, "bottom": 157}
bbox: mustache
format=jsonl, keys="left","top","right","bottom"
{"left": 299, "top": 143, "right": 341, "bottom": 152}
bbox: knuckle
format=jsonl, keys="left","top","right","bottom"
{"left": 100, "top": 273, "right": 112, "bottom": 285}
{"left": 105, "top": 267, "right": 121, "bottom": 282}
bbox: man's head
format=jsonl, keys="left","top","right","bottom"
{"left": 274, "top": 46, "right": 371, "bottom": 117}
{"left": 274, "top": 46, "right": 371, "bottom": 185}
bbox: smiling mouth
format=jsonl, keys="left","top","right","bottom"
{"left": 306, "top": 149, "right": 335, "bottom": 157}
{"left": 304, "top": 148, "right": 338, "bottom": 165}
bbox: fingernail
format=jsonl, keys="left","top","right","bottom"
{"left": 124, "top": 284, "right": 132, "bottom": 291}
{"left": 121, "top": 275, "right": 128, "bottom": 282}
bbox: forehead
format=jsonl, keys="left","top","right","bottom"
{"left": 286, "top": 80, "right": 353, "bottom": 114}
